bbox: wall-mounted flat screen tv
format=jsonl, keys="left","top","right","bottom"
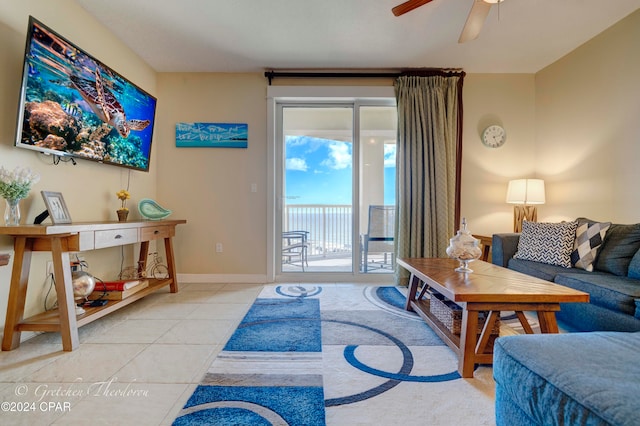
{"left": 14, "top": 16, "right": 157, "bottom": 172}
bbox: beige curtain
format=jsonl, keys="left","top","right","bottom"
{"left": 394, "top": 73, "right": 465, "bottom": 285}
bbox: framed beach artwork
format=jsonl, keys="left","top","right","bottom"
{"left": 175, "top": 123, "right": 248, "bottom": 148}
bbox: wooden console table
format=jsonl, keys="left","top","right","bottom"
{"left": 0, "top": 220, "right": 186, "bottom": 352}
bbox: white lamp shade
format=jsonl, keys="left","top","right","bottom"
{"left": 506, "top": 179, "right": 545, "bottom": 205}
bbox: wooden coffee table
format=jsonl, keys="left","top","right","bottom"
{"left": 398, "top": 258, "right": 589, "bottom": 378}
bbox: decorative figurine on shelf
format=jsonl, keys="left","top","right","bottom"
{"left": 72, "top": 270, "right": 96, "bottom": 315}
{"left": 138, "top": 198, "right": 172, "bottom": 220}
{"left": 446, "top": 217, "right": 482, "bottom": 273}
{"left": 0, "top": 166, "right": 40, "bottom": 226}
{"left": 116, "top": 189, "right": 130, "bottom": 221}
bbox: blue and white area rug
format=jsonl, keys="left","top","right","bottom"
{"left": 173, "top": 285, "right": 495, "bottom": 425}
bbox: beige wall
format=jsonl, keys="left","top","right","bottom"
{"left": 535, "top": 9, "right": 640, "bottom": 224}
{"left": 155, "top": 73, "right": 268, "bottom": 277}
{"left": 0, "top": 1, "right": 157, "bottom": 334}
{"left": 461, "top": 74, "right": 536, "bottom": 236}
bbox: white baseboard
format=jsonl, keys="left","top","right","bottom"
{"left": 177, "top": 273, "right": 269, "bottom": 284}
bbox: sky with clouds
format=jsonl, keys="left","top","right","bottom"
{"left": 285, "top": 136, "right": 395, "bottom": 205}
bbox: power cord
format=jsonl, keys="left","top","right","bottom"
{"left": 72, "top": 253, "right": 89, "bottom": 272}
{"left": 52, "top": 155, "right": 76, "bottom": 166}
{"left": 119, "top": 245, "right": 126, "bottom": 278}
{"left": 43, "top": 272, "right": 58, "bottom": 311}
{"left": 83, "top": 276, "right": 108, "bottom": 306}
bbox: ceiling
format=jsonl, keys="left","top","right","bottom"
{"left": 75, "top": 0, "right": 640, "bottom": 74}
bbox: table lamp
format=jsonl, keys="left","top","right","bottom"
{"left": 506, "top": 179, "right": 545, "bottom": 232}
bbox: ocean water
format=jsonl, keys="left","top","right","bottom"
{"left": 285, "top": 208, "right": 353, "bottom": 254}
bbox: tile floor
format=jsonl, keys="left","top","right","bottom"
{"left": 1, "top": 282, "right": 525, "bottom": 425}
{"left": 0, "top": 282, "right": 264, "bottom": 426}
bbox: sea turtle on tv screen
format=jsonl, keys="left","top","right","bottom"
{"left": 70, "top": 68, "right": 150, "bottom": 138}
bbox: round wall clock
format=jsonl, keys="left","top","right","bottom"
{"left": 481, "top": 125, "right": 506, "bottom": 148}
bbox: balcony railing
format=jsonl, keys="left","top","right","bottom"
{"left": 284, "top": 204, "right": 352, "bottom": 258}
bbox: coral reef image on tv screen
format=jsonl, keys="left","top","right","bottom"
{"left": 15, "top": 17, "right": 157, "bottom": 171}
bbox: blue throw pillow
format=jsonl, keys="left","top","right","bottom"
{"left": 628, "top": 249, "right": 640, "bottom": 280}
{"left": 594, "top": 223, "right": 640, "bottom": 277}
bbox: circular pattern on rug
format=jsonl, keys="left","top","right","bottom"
{"left": 176, "top": 401, "right": 288, "bottom": 425}
{"left": 275, "top": 284, "right": 322, "bottom": 298}
{"left": 324, "top": 319, "right": 460, "bottom": 407}
{"left": 363, "top": 286, "right": 422, "bottom": 321}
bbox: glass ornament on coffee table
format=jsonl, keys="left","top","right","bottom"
{"left": 446, "top": 217, "right": 482, "bottom": 273}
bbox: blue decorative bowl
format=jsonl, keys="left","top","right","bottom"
{"left": 138, "top": 198, "right": 172, "bottom": 220}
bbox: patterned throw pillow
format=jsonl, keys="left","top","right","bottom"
{"left": 514, "top": 221, "right": 578, "bottom": 268}
{"left": 570, "top": 220, "right": 611, "bottom": 271}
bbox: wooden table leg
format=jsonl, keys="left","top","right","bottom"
{"left": 476, "top": 310, "right": 499, "bottom": 355}
{"left": 459, "top": 308, "right": 480, "bottom": 378}
{"left": 164, "top": 236, "right": 178, "bottom": 293}
{"left": 51, "top": 237, "right": 79, "bottom": 351}
{"left": 2, "top": 237, "right": 32, "bottom": 351}
{"left": 537, "top": 310, "right": 560, "bottom": 333}
{"left": 515, "top": 311, "right": 535, "bottom": 334}
{"left": 404, "top": 273, "right": 420, "bottom": 311}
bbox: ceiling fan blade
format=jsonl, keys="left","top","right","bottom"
{"left": 392, "top": 0, "right": 435, "bottom": 17}
{"left": 458, "top": 1, "right": 493, "bottom": 43}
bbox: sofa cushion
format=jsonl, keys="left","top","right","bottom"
{"left": 507, "top": 258, "right": 592, "bottom": 282}
{"left": 494, "top": 332, "right": 640, "bottom": 426}
{"left": 554, "top": 273, "right": 640, "bottom": 317}
{"left": 556, "top": 300, "right": 640, "bottom": 332}
{"left": 513, "top": 221, "right": 578, "bottom": 268}
{"left": 595, "top": 222, "right": 640, "bottom": 276}
{"left": 628, "top": 249, "right": 640, "bottom": 279}
{"left": 570, "top": 219, "right": 611, "bottom": 271}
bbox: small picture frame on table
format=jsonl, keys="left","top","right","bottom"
{"left": 41, "top": 191, "right": 72, "bottom": 224}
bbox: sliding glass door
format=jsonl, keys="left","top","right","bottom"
{"left": 281, "top": 106, "right": 354, "bottom": 273}
{"left": 359, "top": 106, "right": 397, "bottom": 274}
{"left": 275, "top": 99, "right": 396, "bottom": 277}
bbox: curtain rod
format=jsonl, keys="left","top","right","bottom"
{"left": 264, "top": 69, "right": 465, "bottom": 85}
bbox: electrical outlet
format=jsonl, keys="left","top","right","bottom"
{"left": 216, "top": 243, "right": 223, "bottom": 253}
{"left": 46, "top": 261, "right": 54, "bottom": 276}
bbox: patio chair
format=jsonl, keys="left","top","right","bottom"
{"left": 282, "top": 230, "right": 309, "bottom": 271}
{"left": 361, "top": 205, "right": 395, "bottom": 272}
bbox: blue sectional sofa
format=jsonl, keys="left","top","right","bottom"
{"left": 494, "top": 331, "right": 640, "bottom": 426}
{"left": 492, "top": 219, "right": 640, "bottom": 425}
{"left": 492, "top": 220, "right": 640, "bottom": 332}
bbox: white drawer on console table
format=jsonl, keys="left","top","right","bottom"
{"left": 94, "top": 228, "right": 139, "bottom": 249}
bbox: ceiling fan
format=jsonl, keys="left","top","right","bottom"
{"left": 392, "top": 0, "right": 503, "bottom": 43}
